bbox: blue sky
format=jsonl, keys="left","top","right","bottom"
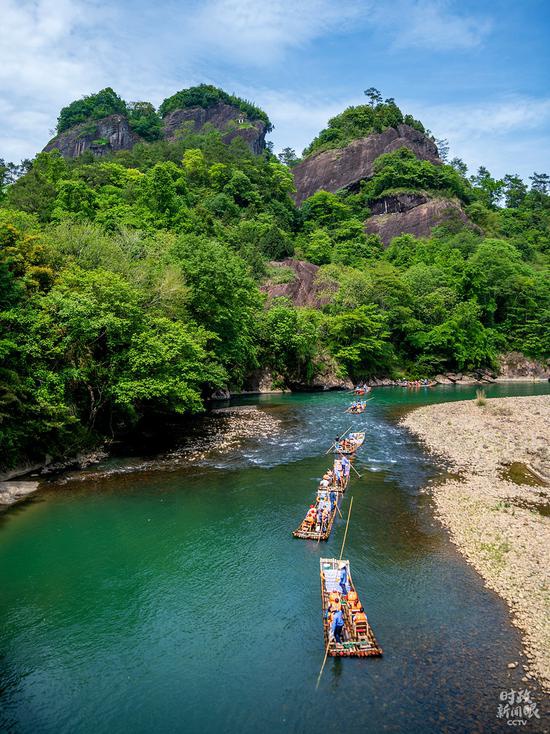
{"left": 1, "top": 0, "right": 549, "bottom": 180}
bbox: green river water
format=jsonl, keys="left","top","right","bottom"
{"left": 1, "top": 383, "right": 549, "bottom": 733}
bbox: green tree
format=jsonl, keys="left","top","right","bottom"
{"left": 364, "top": 87, "right": 383, "bottom": 106}
{"left": 170, "top": 235, "right": 262, "bottom": 385}
{"left": 259, "top": 304, "right": 319, "bottom": 383}
{"left": 277, "top": 147, "right": 300, "bottom": 167}
{"left": 325, "top": 304, "right": 393, "bottom": 376}
{"left": 57, "top": 87, "right": 127, "bottom": 133}
{"left": 502, "top": 174, "right": 527, "bottom": 208}
{"left": 127, "top": 101, "right": 163, "bottom": 141}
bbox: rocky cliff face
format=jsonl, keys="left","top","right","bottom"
{"left": 365, "top": 195, "right": 474, "bottom": 245}
{"left": 45, "top": 103, "right": 267, "bottom": 158}
{"left": 260, "top": 258, "right": 334, "bottom": 307}
{"left": 292, "top": 124, "right": 440, "bottom": 205}
{"left": 44, "top": 114, "right": 141, "bottom": 158}
{"left": 497, "top": 352, "right": 550, "bottom": 380}
{"left": 163, "top": 102, "right": 266, "bottom": 154}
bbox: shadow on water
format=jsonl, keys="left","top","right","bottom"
{"left": 0, "top": 382, "right": 549, "bottom": 733}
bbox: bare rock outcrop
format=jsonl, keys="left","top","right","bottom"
{"left": 369, "top": 192, "right": 429, "bottom": 215}
{"left": 260, "top": 258, "right": 333, "bottom": 308}
{"left": 163, "top": 102, "right": 266, "bottom": 154}
{"left": 498, "top": 352, "right": 550, "bottom": 380}
{"left": 365, "top": 197, "right": 473, "bottom": 245}
{"left": 44, "top": 114, "right": 141, "bottom": 158}
{"left": 44, "top": 103, "right": 266, "bottom": 159}
{"left": 0, "top": 481, "right": 39, "bottom": 506}
{"left": 292, "top": 124, "right": 440, "bottom": 205}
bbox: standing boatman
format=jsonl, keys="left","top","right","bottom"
{"left": 341, "top": 455, "right": 350, "bottom": 483}
{"left": 339, "top": 562, "right": 349, "bottom": 596}
{"left": 330, "top": 607, "right": 345, "bottom": 643}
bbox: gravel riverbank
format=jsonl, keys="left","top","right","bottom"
{"left": 402, "top": 395, "right": 550, "bottom": 691}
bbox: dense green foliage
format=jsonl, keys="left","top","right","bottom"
{"left": 159, "top": 84, "right": 272, "bottom": 130}
{"left": 364, "top": 148, "right": 473, "bottom": 203}
{"left": 1, "top": 95, "right": 549, "bottom": 470}
{"left": 303, "top": 97, "right": 425, "bottom": 157}
{"left": 56, "top": 88, "right": 163, "bottom": 141}
{"left": 57, "top": 88, "right": 127, "bottom": 133}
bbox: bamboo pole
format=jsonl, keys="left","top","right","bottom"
{"left": 316, "top": 636, "right": 332, "bottom": 689}
{"left": 325, "top": 425, "right": 352, "bottom": 455}
{"left": 339, "top": 496, "right": 354, "bottom": 561}
{"left": 349, "top": 461, "right": 362, "bottom": 479}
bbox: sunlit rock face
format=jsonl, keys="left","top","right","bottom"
{"left": 292, "top": 124, "right": 440, "bottom": 205}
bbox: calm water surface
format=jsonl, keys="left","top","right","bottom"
{"left": 1, "top": 383, "right": 549, "bottom": 733}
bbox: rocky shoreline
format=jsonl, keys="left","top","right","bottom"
{"left": 402, "top": 395, "right": 550, "bottom": 691}
{"left": 0, "top": 406, "right": 283, "bottom": 500}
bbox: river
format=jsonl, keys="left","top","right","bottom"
{"left": 1, "top": 383, "right": 549, "bottom": 733}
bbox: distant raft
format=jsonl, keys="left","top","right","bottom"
{"left": 335, "top": 432, "right": 365, "bottom": 455}
{"left": 292, "top": 474, "right": 350, "bottom": 541}
{"left": 320, "top": 558, "right": 382, "bottom": 657}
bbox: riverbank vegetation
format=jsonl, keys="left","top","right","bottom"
{"left": 0, "top": 93, "right": 549, "bottom": 469}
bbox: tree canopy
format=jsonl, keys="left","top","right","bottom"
{"left": 1, "top": 91, "right": 548, "bottom": 471}
{"left": 303, "top": 97, "right": 425, "bottom": 157}
{"left": 158, "top": 84, "right": 272, "bottom": 130}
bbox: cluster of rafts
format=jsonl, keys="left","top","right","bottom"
{"left": 292, "top": 419, "right": 383, "bottom": 660}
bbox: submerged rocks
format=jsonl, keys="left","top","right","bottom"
{"left": 292, "top": 124, "right": 440, "bottom": 205}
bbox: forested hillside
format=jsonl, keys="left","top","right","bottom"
{"left": 0, "top": 88, "right": 548, "bottom": 470}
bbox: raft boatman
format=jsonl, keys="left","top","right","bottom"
{"left": 339, "top": 562, "right": 349, "bottom": 596}
{"left": 330, "top": 607, "right": 345, "bottom": 644}
{"left": 341, "top": 455, "right": 350, "bottom": 481}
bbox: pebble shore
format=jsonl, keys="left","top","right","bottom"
{"left": 402, "top": 395, "right": 550, "bottom": 691}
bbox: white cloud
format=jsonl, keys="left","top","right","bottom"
{"left": 0, "top": 0, "right": 542, "bottom": 182}
{"left": 0, "top": 0, "right": 363, "bottom": 160}
{"left": 400, "top": 96, "right": 550, "bottom": 178}
{"left": 249, "top": 90, "right": 355, "bottom": 155}
{"left": 247, "top": 90, "right": 550, "bottom": 180}
{"left": 186, "top": 0, "right": 362, "bottom": 64}
{"left": 369, "top": 0, "right": 491, "bottom": 50}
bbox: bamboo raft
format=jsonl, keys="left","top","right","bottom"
{"left": 320, "top": 558, "right": 382, "bottom": 657}
{"left": 345, "top": 404, "right": 366, "bottom": 414}
{"left": 336, "top": 432, "right": 365, "bottom": 455}
{"left": 292, "top": 475, "right": 350, "bottom": 541}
